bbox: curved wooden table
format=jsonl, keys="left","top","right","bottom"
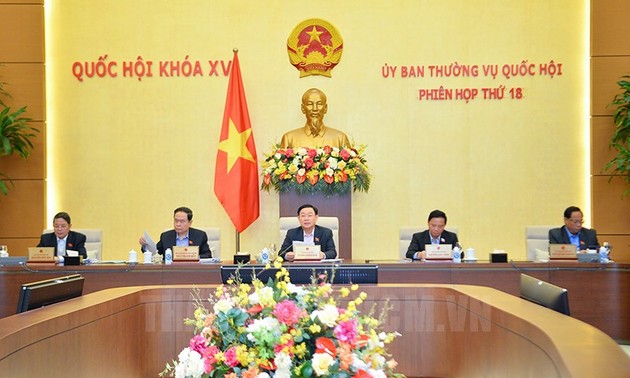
{"left": 0, "top": 284, "right": 628, "bottom": 377}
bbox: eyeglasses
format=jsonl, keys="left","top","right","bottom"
{"left": 567, "top": 219, "right": 584, "bottom": 225}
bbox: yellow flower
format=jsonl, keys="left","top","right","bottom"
{"left": 309, "top": 324, "right": 321, "bottom": 333}
{"left": 295, "top": 342, "right": 307, "bottom": 359}
{"left": 339, "top": 287, "right": 350, "bottom": 298}
{"left": 351, "top": 284, "right": 359, "bottom": 291}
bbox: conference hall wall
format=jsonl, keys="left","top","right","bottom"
{"left": 46, "top": 1, "right": 588, "bottom": 260}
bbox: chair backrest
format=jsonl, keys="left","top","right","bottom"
{"left": 525, "top": 226, "right": 555, "bottom": 261}
{"left": 279, "top": 217, "right": 339, "bottom": 251}
{"left": 399, "top": 226, "right": 459, "bottom": 259}
{"left": 44, "top": 228, "right": 103, "bottom": 260}
{"left": 199, "top": 227, "right": 221, "bottom": 260}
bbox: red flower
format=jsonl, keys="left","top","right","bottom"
{"left": 304, "top": 157, "right": 314, "bottom": 169}
{"left": 307, "top": 148, "right": 317, "bottom": 158}
{"left": 353, "top": 369, "right": 372, "bottom": 378}
{"left": 324, "top": 175, "right": 334, "bottom": 184}
{"left": 263, "top": 174, "right": 271, "bottom": 185}
{"left": 296, "top": 174, "right": 306, "bottom": 184}
{"left": 338, "top": 171, "right": 348, "bottom": 182}
{"left": 323, "top": 145, "right": 332, "bottom": 155}
{"left": 308, "top": 175, "right": 319, "bottom": 185}
{"left": 247, "top": 304, "right": 263, "bottom": 315}
{"left": 315, "top": 337, "right": 337, "bottom": 358}
{"left": 283, "top": 148, "right": 294, "bottom": 157}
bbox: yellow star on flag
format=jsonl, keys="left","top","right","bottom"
{"left": 306, "top": 25, "right": 323, "bottom": 43}
{"left": 218, "top": 117, "right": 255, "bottom": 172}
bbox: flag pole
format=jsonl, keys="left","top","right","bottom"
{"left": 235, "top": 229, "right": 240, "bottom": 253}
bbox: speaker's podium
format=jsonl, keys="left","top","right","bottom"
{"left": 279, "top": 191, "right": 352, "bottom": 259}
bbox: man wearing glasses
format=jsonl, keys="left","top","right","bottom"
{"left": 549, "top": 206, "right": 600, "bottom": 250}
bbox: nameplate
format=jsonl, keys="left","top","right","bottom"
{"left": 549, "top": 244, "right": 577, "bottom": 260}
{"left": 425, "top": 244, "right": 452, "bottom": 260}
{"left": 294, "top": 244, "right": 321, "bottom": 261}
{"left": 28, "top": 247, "right": 55, "bottom": 263}
{"left": 173, "top": 246, "right": 199, "bottom": 261}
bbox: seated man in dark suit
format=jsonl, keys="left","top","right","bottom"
{"left": 406, "top": 209, "right": 459, "bottom": 260}
{"left": 139, "top": 206, "right": 211, "bottom": 258}
{"left": 549, "top": 206, "right": 599, "bottom": 251}
{"left": 279, "top": 204, "right": 337, "bottom": 261}
{"left": 37, "top": 212, "right": 87, "bottom": 261}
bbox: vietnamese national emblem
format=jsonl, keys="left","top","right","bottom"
{"left": 287, "top": 18, "right": 343, "bottom": 77}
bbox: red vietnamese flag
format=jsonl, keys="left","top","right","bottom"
{"left": 214, "top": 50, "right": 259, "bottom": 233}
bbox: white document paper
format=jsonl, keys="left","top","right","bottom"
{"left": 143, "top": 230, "right": 157, "bottom": 253}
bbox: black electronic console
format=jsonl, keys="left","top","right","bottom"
{"left": 221, "top": 263, "right": 378, "bottom": 285}
{"left": 519, "top": 273, "right": 570, "bottom": 316}
{"left": 16, "top": 274, "right": 85, "bottom": 314}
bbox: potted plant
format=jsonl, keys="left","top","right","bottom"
{"left": 0, "top": 79, "right": 39, "bottom": 195}
{"left": 606, "top": 75, "right": 630, "bottom": 196}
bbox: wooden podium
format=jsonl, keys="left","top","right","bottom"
{"left": 279, "top": 191, "right": 352, "bottom": 259}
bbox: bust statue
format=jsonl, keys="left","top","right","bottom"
{"left": 280, "top": 88, "right": 351, "bottom": 149}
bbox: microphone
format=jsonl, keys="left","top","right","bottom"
{"left": 277, "top": 242, "right": 294, "bottom": 258}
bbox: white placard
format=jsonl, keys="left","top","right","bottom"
{"left": 424, "top": 244, "right": 452, "bottom": 260}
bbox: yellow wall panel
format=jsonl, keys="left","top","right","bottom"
{"left": 0, "top": 238, "right": 40, "bottom": 257}
{"left": 591, "top": 116, "right": 617, "bottom": 175}
{"left": 591, "top": 56, "right": 630, "bottom": 116}
{"left": 0, "top": 64, "right": 45, "bottom": 121}
{"left": 591, "top": 0, "right": 630, "bottom": 56}
{"left": 591, "top": 176, "right": 630, "bottom": 233}
{"left": 0, "top": 180, "right": 45, "bottom": 237}
{"left": 0, "top": 4, "right": 44, "bottom": 62}
{"left": 0, "top": 121, "right": 45, "bottom": 179}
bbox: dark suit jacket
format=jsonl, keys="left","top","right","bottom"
{"left": 155, "top": 227, "right": 211, "bottom": 258}
{"left": 37, "top": 231, "right": 87, "bottom": 258}
{"left": 406, "top": 229, "right": 459, "bottom": 260}
{"left": 280, "top": 225, "right": 337, "bottom": 260}
{"left": 549, "top": 226, "right": 599, "bottom": 250}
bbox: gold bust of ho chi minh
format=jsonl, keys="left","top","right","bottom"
{"left": 280, "top": 88, "right": 352, "bottom": 149}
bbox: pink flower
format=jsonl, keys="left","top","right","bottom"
{"left": 334, "top": 318, "right": 358, "bottom": 344}
{"left": 307, "top": 148, "right": 317, "bottom": 158}
{"left": 224, "top": 346, "right": 240, "bottom": 367}
{"left": 273, "top": 299, "right": 303, "bottom": 326}
{"left": 339, "top": 149, "right": 351, "bottom": 161}
{"left": 203, "top": 345, "right": 220, "bottom": 373}
{"left": 189, "top": 334, "right": 207, "bottom": 354}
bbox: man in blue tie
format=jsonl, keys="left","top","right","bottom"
{"left": 37, "top": 212, "right": 87, "bottom": 261}
{"left": 406, "top": 209, "right": 460, "bottom": 261}
{"left": 549, "top": 206, "right": 599, "bottom": 251}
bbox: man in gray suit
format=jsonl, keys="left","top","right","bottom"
{"left": 549, "top": 206, "right": 599, "bottom": 251}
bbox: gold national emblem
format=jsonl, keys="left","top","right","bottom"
{"left": 287, "top": 19, "right": 343, "bottom": 77}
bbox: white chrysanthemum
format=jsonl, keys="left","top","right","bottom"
{"left": 352, "top": 354, "right": 369, "bottom": 371}
{"left": 256, "top": 373, "right": 271, "bottom": 378}
{"left": 298, "top": 168, "right": 306, "bottom": 176}
{"left": 287, "top": 283, "right": 306, "bottom": 296}
{"left": 248, "top": 291, "right": 260, "bottom": 305}
{"left": 325, "top": 167, "right": 334, "bottom": 177}
{"left": 246, "top": 316, "right": 281, "bottom": 342}
{"left": 327, "top": 157, "right": 338, "bottom": 169}
{"left": 311, "top": 304, "right": 339, "bottom": 327}
{"left": 368, "top": 369, "right": 387, "bottom": 378}
{"left": 213, "top": 298, "right": 233, "bottom": 314}
{"left": 297, "top": 147, "right": 307, "bottom": 156}
{"left": 174, "top": 348, "right": 204, "bottom": 378}
{"left": 350, "top": 150, "right": 357, "bottom": 157}
{"left": 274, "top": 152, "right": 282, "bottom": 159}
{"left": 312, "top": 353, "right": 334, "bottom": 376}
{"left": 274, "top": 352, "right": 292, "bottom": 378}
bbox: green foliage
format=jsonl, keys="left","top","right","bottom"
{"left": 0, "top": 79, "right": 39, "bottom": 195}
{"left": 605, "top": 75, "right": 630, "bottom": 196}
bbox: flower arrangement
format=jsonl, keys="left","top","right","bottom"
{"left": 260, "top": 144, "right": 371, "bottom": 197}
{"left": 162, "top": 260, "right": 404, "bottom": 378}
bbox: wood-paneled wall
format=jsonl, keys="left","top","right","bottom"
{"left": 0, "top": 1, "right": 46, "bottom": 255}
{"left": 591, "top": 0, "right": 630, "bottom": 262}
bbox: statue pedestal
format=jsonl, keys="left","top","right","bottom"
{"left": 279, "top": 192, "right": 352, "bottom": 259}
